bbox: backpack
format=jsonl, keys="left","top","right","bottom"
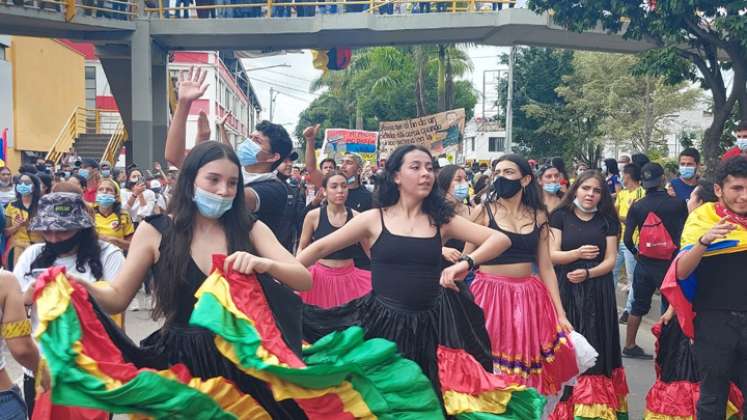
{"left": 638, "top": 199, "right": 677, "bottom": 260}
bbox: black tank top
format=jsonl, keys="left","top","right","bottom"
{"left": 482, "top": 203, "right": 539, "bottom": 265}
{"left": 371, "top": 209, "right": 442, "bottom": 310}
{"left": 313, "top": 206, "right": 362, "bottom": 260}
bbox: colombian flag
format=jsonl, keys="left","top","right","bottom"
{"left": 660, "top": 202, "right": 747, "bottom": 338}
{"left": 0, "top": 128, "right": 7, "bottom": 167}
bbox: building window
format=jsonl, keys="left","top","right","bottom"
{"left": 0, "top": 46, "right": 6, "bottom": 61}
{"left": 488, "top": 137, "right": 505, "bottom": 152}
{"left": 85, "top": 66, "right": 97, "bottom": 110}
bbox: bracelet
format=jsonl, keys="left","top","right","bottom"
{"left": 458, "top": 254, "right": 476, "bottom": 271}
{"left": 584, "top": 268, "right": 590, "bottom": 280}
{"left": 0, "top": 319, "right": 31, "bottom": 339}
{"left": 698, "top": 236, "right": 710, "bottom": 247}
{"left": 35, "top": 358, "right": 47, "bottom": 390}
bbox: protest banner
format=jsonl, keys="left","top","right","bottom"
{"left": 321, "top": 129, "right": 379, "bottom": 163}
{"left": 378, "top": 109, "right": 465, "bottom": 159}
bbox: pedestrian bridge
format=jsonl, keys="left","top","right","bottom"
{"left": 0, "top": 0, "right": 656, "bottom": 170}
{"left": 1, "top": 0, "right": 654, "bottom": 52}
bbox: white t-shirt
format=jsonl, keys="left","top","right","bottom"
{"left": 121, "top": 188, "right": 157, "bottom": 223}
{"left": 14, "top": 241, "right": 125, "bottom": 375}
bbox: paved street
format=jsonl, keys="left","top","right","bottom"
{"left": 4, "top": 289, "right": 660, "bottom": 419}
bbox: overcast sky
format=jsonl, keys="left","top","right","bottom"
{"left": 241, "top": 44, "right": 511, "bottom": 141}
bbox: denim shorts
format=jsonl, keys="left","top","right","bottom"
{"left": 0, "top": 384, "right": 27, "bottom": 420}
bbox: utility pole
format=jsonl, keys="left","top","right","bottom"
{"left": 269, "top": 87, "right": 275, "bottom": 122}
{"left": 506, "top": 46, "right": 515, "bottom": 153}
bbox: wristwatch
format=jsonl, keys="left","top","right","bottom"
{"left": 458, "top": 254, "right": 475, "bottom": 271}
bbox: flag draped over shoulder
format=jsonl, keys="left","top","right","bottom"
{"left": 34, "top": 255, "right": 543, "bottom": 419}
{"left": 660, "top": 202, "right": 747, "bottom": 338}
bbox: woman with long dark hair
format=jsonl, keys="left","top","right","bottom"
{"left": 603, "top": 158, "right": 622, "bottom": 198}
{"left": 299, "top": 145, "right": 544, "bottom": 418}
{"left": 4, "top": 173, "right": 42, "bottom": 268}
{"left": 81, "top": 141, "right": 313, "bottom": 418}
{"left": 537, "top": 164, "right": 564, "bottom": 212}
{"left": 548, "top": 171, "right": 627, "bottom": 419}
{"left": 437, "top": 164, "right": 471, "bottom": 268}
{"left": 465, "top": 154, "right": 577, "bottom": 397}
{"left": 297, "top": 171, "right": 371, "bottom": 308}
{"left": 15, "top": 184, "right": 123, "bottom": 418}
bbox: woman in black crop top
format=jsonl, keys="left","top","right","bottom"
{"left": 464, "top": 154, "right": 577, "bottom": 400}
{"left": 297, "top": 171, "right": 371, "bottom": 308}
{"left": 548, "top": 171, "right": 628, "bottom": 419}
{"left": 299, "top": 145, "right": 545, "bottom": 419}
{"left": 82, "top": 139, "right": 314, "bottom": 418}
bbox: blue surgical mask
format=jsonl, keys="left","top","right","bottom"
{"left": 737, "top": 138, "right": 747, "bottom": 151}
{"left": 78, "top": 168, "right": 90, "bottom": 180}
{"left": 16, "top": 183, "right": 33, "bottom": 196}
{"left": 237, "top": 139, "right": 262, "bottom": 167}
{"left": 63, "top": 171, "right": 71, "bottom": 179}
{"left": 101, "top": 169, "right": 111, "bottom": 178}
{"left": 543, "top": 183, "right": 561, "bottom": 194}
{"left": 96, "top": 193, "right": 116, "bottom": 207}
{"left": 679, "top": 166, "right": 696, "bottom": 179}
{"left": 193, "top": 186, "right": 233, "bottom": 219}
{"left": 346, "top": 176, "right": 357, "bottom": 185}
{"left": 573, "top": 197, "right": 597, "bottom": 213}
{"left": 453, "top": 183, "right": 469, "bottom": 201}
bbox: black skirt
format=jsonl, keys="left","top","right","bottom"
{"left": 556, "top": 270, "right": 623, "bottom": 377}
{"left": 302, "top": 282, "right": 493, "bottom": 395}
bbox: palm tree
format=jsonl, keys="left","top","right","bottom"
{"left": 433, "top": 44, "right": 473, "bottom": 112}
{"left": 310, "top": 48, "right": 401, "bottom": 128}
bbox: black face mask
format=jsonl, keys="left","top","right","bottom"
{"left": 36, "top": 164, "right": 48, "bottom": 173}
{"left": 46, "top": 231, "right": 81, "bottom": 255}
{"left": 492, "top": 176, "right": 523, "bottom": 199}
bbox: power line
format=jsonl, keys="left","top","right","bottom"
{"left": 256, "top": 69, "right": 317, "bottom": 84}
{"left": 250, "top": 77, "right": 319, "bottom": 97}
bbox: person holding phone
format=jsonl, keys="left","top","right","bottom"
{"left": 121, "top": 168, "right": 157, "bottom": 226}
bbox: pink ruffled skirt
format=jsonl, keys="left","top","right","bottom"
{"left": 471, "top": 271, "right": 578, "bottom": 395}
{"left": 300, "top": 262, "right": 372, "bottom": 309}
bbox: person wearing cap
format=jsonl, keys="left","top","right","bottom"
{"left": 622, "top": 162, "right": 688, "bottom": 359}
{"left": 79, "top": 159, "right": 100, "bottom": 204}
{"left": 165, "top": 67, "right": 291, "bottom": 238}
{"left": 14, "top": 186, "right": 124, "bottom": 417}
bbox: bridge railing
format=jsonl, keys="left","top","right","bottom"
{"left": 142, "top": 0, "right": 515, "bottom": 18}
{"left": 2, "top": 0, "right": 138, "bottom": 21}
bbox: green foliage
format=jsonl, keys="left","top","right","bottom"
{"left": 527, "top": 0, "right": 747, "bottom": 172}
{"left": 496, "top": 47, "right": 575, "bottom": 159}
{"left": 509, "top": 49, "right": 701, "bottom": 166}
{"left": 295, "top": 46, "right": 478, "bottom": 142}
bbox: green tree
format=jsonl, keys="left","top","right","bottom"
{"left": 296, "top": 46, "right": 478, "bottom": 143}
{"left": 496, "top": 47, "right": 575, "bottom": 159}
{"left": 527, "top": 0, "right": 747, "bottom": 173}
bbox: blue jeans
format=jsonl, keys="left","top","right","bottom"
{"left": 613, "top": 241, "right": 635, "bottom": 312}
{"left": 0, "top": 385, "right": 27, "bottom": 420}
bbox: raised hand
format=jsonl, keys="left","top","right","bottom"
{"left": 218, "top": 110, "right": 232, "bottom": 126}
{"left": 178, "top": 66, "right": 209, "bottom": 104}
{"left": 303, "top": 124, "right": 320, "bottom": 140}
{"left": 196, "top": 111, "right": 211, "bottom": 142}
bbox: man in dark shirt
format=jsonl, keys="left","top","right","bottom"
{"left": 623, "top": 162, "right": 688, "bottom": 359}
{"left": 672, "top": 156, "right": 747, "bottom": 419}
{"left": 240, "top": 121, "right": 293, "bottom": 237}
{"left": 340, "top": 153, "right": 373, "bottom": 212}
{"left": 275, "top": 152, "right": 305, "bottom": 252}
{"left": 340, "top": 152, "right": 372, "bottom": 269}
{"left": 669, "top": 148, "right": 700, "bottom": 202}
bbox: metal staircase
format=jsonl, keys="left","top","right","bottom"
{"left": 45, "top": 107, "right": 127, "bottom": 164}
